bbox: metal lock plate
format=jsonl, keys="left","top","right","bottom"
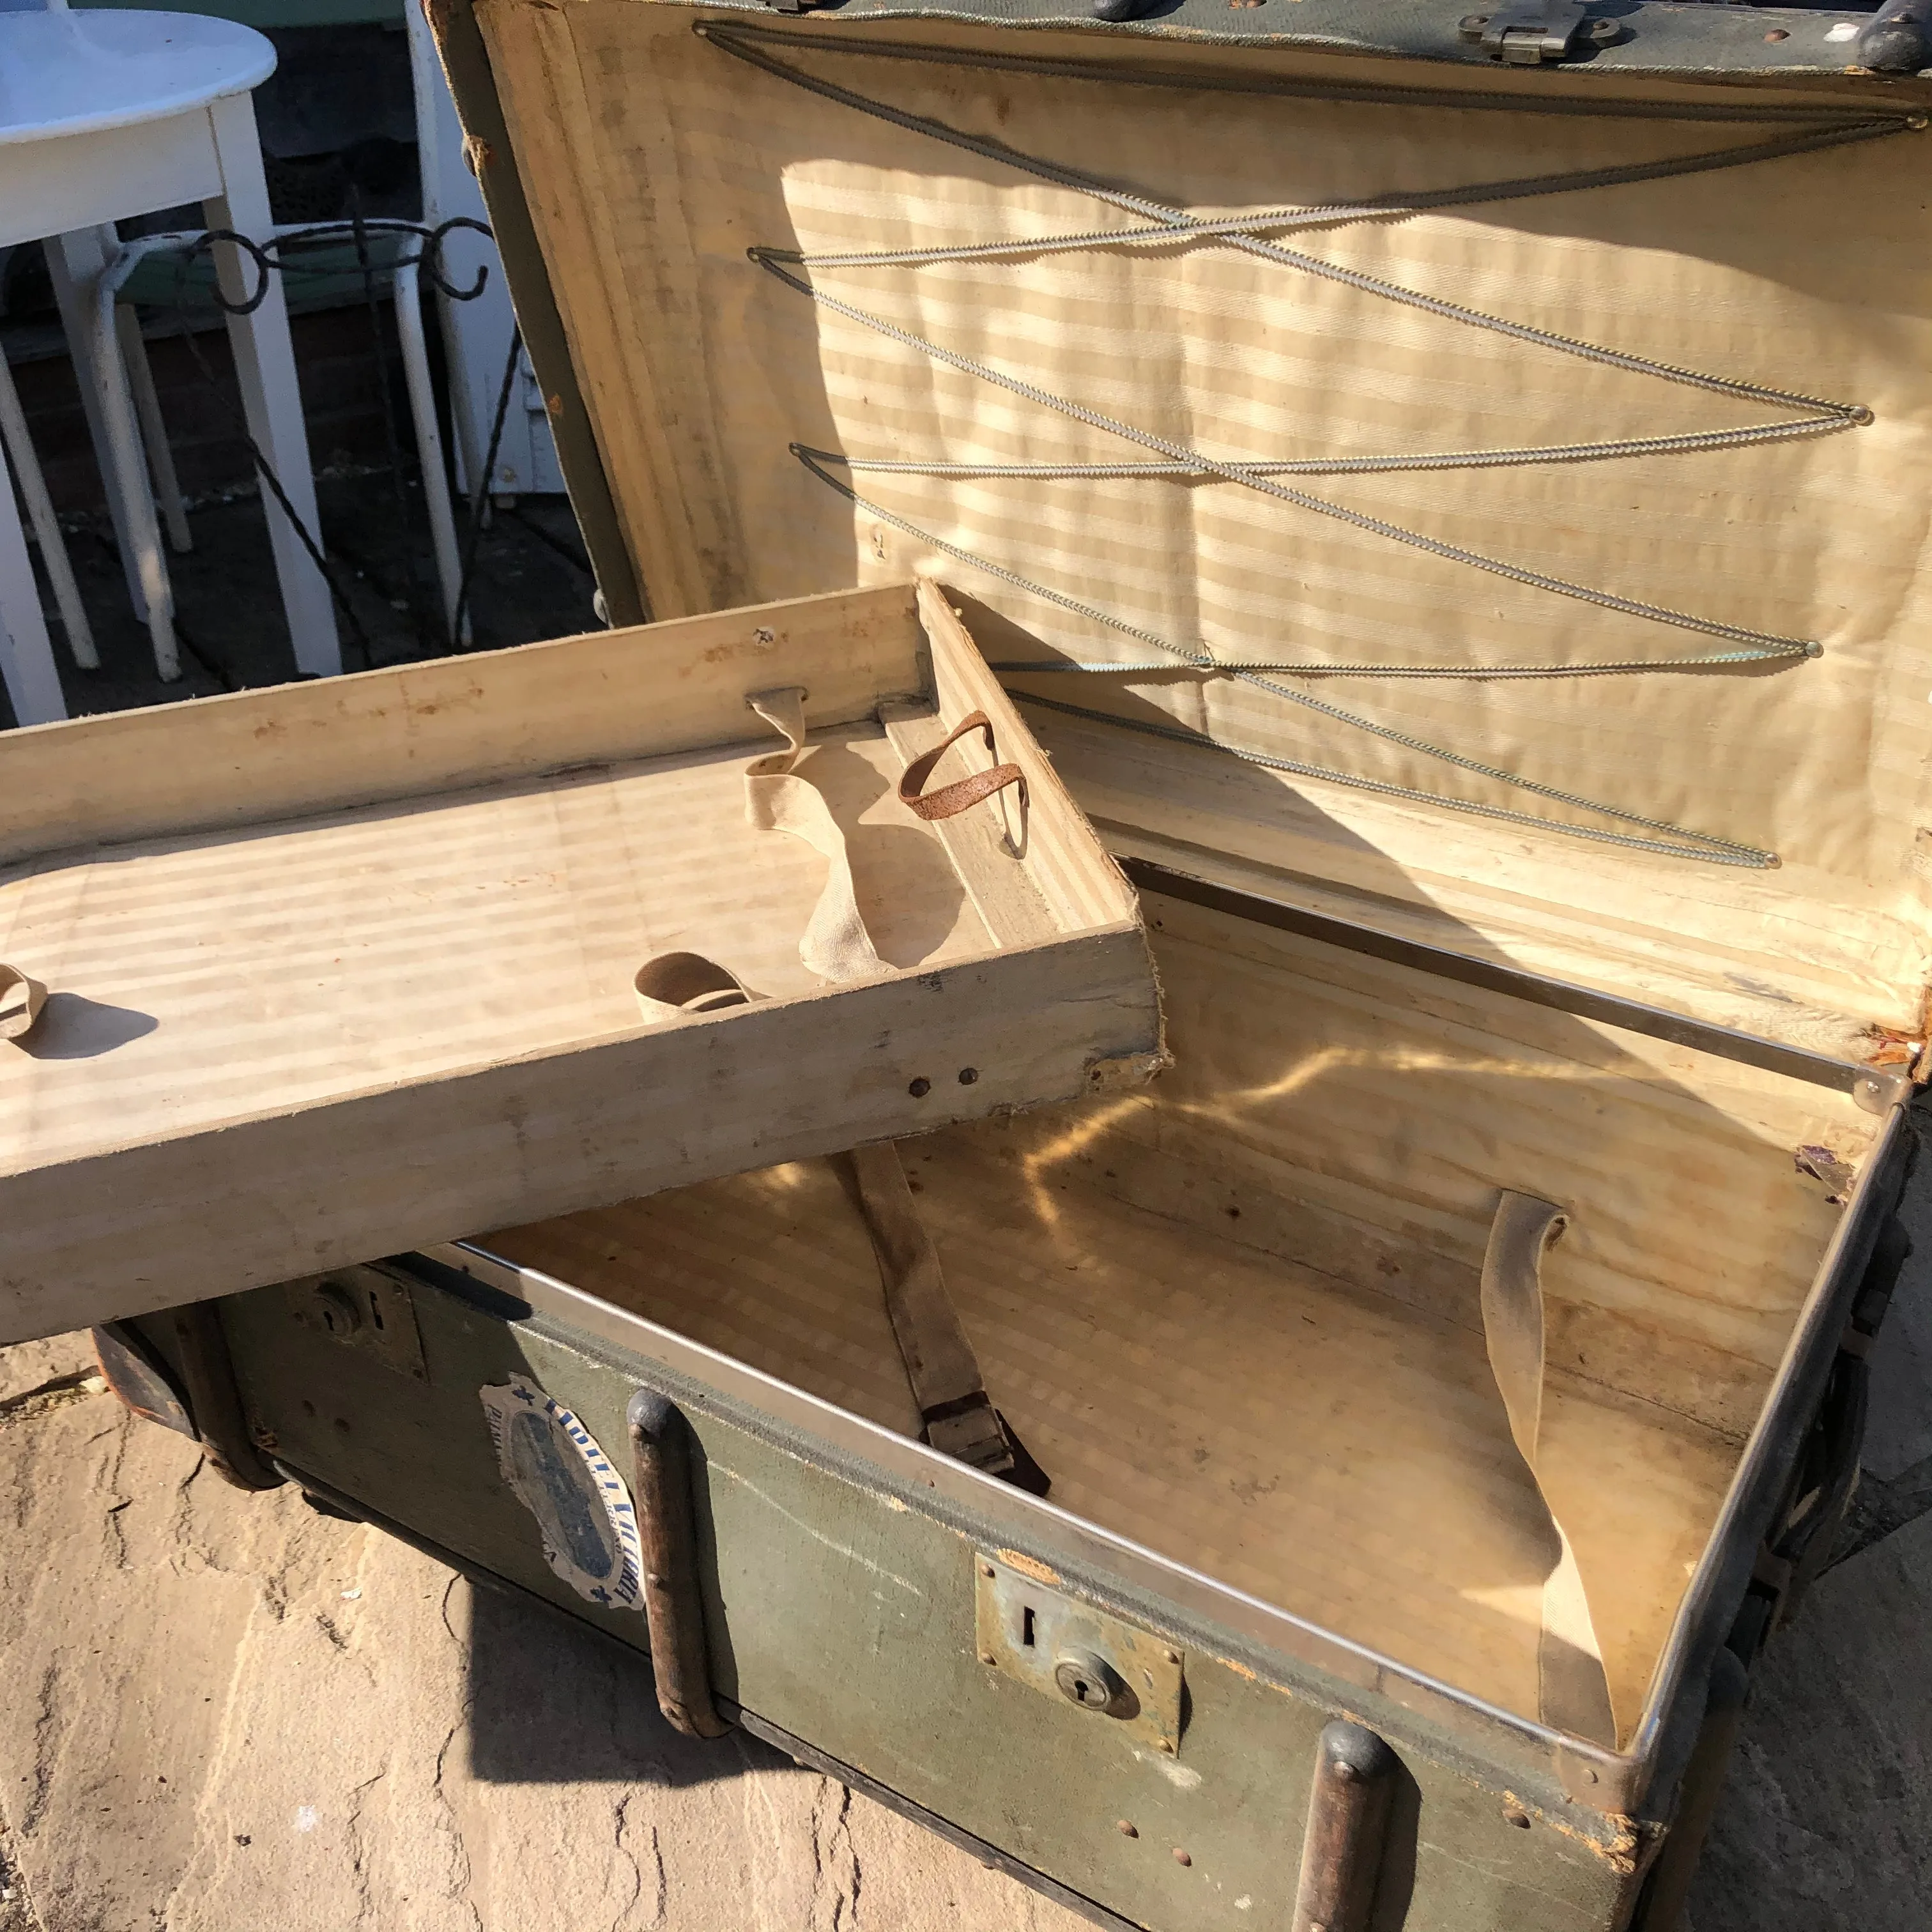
{"left": 974, "top": 1552, "right": 1185, "bottom": 1757}
{"left": 288, "top": 1263, "right": 428, "bottom": 1382}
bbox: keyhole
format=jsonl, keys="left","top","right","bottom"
{"left": 1021, "top": 1606, "right": 1037, "bottom": 1648}
{"left": 368, "top": 1290, "right": 385, "bottom": 1331}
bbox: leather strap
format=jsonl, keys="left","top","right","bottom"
{"left": 833, "top": 1141, "right": 1049, "bottom": 1495}
{"left": 1480, "top": 1191, "right": 1618, "bottom": 1747}
{"left": 897, "top": 710, "right": 1027, "bottom": 822}
{"left": 0, "top": 964, "right": 46, "bottom": 1045}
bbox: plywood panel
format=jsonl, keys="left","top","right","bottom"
{"left": 0, "top": 724, "right": 989, "bottom": 1167}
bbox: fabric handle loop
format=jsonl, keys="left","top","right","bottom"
{"left": 633, "top": 953, "right": 755, "bottom": 1020}
{"left": 743, "top": 684, "right": 888, "bottom": 984}
{"left": 0, "top": 965, "right": 47, "bottom": 1045}
{"left": 1480, "top": 1190, "right": 1618, "bottom": 1749}
{"left": 896, "top": 709, "right": 1027, "bottom": 822}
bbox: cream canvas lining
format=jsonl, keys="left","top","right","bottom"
{"left": 487, "top": 891, "right": 1880, "bottom": 1743}
{"left": 475, "top": 3, "right": 1932, "bottom": 1049}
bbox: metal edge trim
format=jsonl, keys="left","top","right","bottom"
{"left": 670, "top": 0, "right": 1932, "bottom": 84}
{"left": 427, "top": 1238, "right": 1637, "bottom": 1807}
{"left": 1120, "top": 854, "right": 1896, "bottom": 1099}
{"left": 1622, "top": 1098, "right": 1913, "bottom": 1793}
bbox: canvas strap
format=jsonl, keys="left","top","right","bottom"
{"left": 0, "top": 965, "right": 46, "bottom": 1045}
{"left": 633, "top": 693, "right": 1045, "bottom": 1493}
{"left": 740, "top": 684, "right": 886, "bottom": 984}
{"left": 1480, "top": 1191, "right": 1618, "bottom": 1748}
{"left": 832, "top": 1140, "right": 1045, "bottom": 1491}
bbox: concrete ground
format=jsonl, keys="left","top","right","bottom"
{"left": 4, "top": 487, "right": 1931, "bottom": 1929}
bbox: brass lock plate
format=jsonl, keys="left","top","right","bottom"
{"left": 288, "top": 1263, "right": 427, "bottom": 1382}
{"left": 974, "top": 1552, "right": 1185, "bottom": 1756}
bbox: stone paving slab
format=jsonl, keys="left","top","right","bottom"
{"left": 1686, "top": 1508, "right": 1932, "bottom": 1932}
{"left": 0, "top": 1367, "right": 1082, "bottom": 1932}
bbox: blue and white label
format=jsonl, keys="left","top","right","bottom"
{"left": 479, "top": 1378, "right": 643, "bottom": 1612}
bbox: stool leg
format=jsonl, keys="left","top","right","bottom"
{"left": 45, "top": 228, "right": 149, "bottom": 622}
{"left": 0, "top": 346, "right": 96, "bottom": 671}
{"left": 115, "top": 303, "right": 193, "bottom": 556}
{"left": 52, "top": 228, "right": 180, "bottom": 682}
{"left": 393, "top": 260, "right": 469, "bottom": 647}
{"left": 0, "top": 445, "right": 68, "bottom": 726}
{"left": 203, "top": 93, "right": 341, "bottom": 679}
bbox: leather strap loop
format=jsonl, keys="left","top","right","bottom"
{"left": 898, "top": 710, "right": 1027, "bottom": 822}
{"left": 1481, "top": 1190, "right": 1618, "bottom": 1748}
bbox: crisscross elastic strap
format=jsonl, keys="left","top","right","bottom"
{"left": 1480, "top": 1191, "right": 1616, "bottom": 1747}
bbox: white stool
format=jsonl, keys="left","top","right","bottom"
{"left": 0, "top": 8, "right": 341, "bottom": 722}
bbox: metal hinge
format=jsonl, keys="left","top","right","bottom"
{"left": 1460, "top": 2, "right": 1621, "bottom": 65}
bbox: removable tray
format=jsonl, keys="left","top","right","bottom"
{"left": 0, "top": 580, "right": 1160, "bottom": 1343}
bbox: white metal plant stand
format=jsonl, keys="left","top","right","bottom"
{"left": 0, "top": 8, "right": 340, "bottom": 724}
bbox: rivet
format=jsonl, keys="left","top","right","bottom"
{"left": 980, "top": 1652, "right": 999, "bottom": 1666}
{"left": 958, "top": 1067, "right": 979, "bottom": 1085}
{"left": 1764, "top": 25, "right": 1789, "bottom": 37}
{"left": 908, "top": 1077, "right": 931, "bottom": 1098}
{"left": 1172, "top": 1847, "right": 1192, "bottom": 1867}
{"left": 1163, "top": 1649, "right": 1181, "bottom": 1665}
{"left": 1116, "top": 1820, "right": 1138, "bottom": 1837}
{"left": 981, "top": 1563, "right": 996, "bottom": 1577}
{"left": 1503, "top": 1807, "right": 1532, "bottom": 1830}
{"left": 1157, "top": 1738, "right": 1177, "bottom": 1755}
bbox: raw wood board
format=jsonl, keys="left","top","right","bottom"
{"left": 0, "top": 584, "right": 1159, "bottom": 1344}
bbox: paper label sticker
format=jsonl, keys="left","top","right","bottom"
{"left": 480, "top": 1378, "right": 643, "bottom": 1611}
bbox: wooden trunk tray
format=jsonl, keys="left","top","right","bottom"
{"left": 0, "top": 580, "right": 1160, "bottom": 1343}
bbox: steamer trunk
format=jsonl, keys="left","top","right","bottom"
{"left": 89, "top": 1, "right": 1932, "bottom": 1925}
